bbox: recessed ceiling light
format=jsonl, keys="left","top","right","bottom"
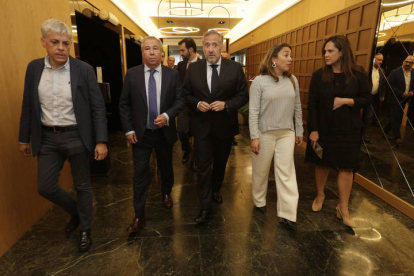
{"left": 219, "top": 21, "right": 225, "bottom": 24}
{"left": 167, "top": 20, "right": 173, "bottom": 23}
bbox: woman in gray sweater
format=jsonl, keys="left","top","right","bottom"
{"left": 249, "top": 43, "right": 303, "bottom": 227}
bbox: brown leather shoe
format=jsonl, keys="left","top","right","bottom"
{"left": 163, "top": 194, "right": 173, "bottom": 208}
{"left": 195, "top": 210, "right": 210, "bottom": 223}
{"left": 127, "top": 217, "right": 146, "bottom": 233}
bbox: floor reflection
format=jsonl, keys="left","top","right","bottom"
{"left": 0, "top": 126, "right": 414, "bottom": 275}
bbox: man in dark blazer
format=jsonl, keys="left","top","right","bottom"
{"left": 384, "top": 55, "right": 414, "bottom": 144}
{"left": 18, "top": 19, "right": 108, "bottom": 252}
{"left": 183, "top": 30, "right": 248, "bottom": 222}
{"left": 362, "top": 53, "right": 386, "bottom": 142}
{"left": 177, "top": 38, "right": 199, "bottom": 167}
{"left": 119, "top": 36, "right": 184, "bottom": 232}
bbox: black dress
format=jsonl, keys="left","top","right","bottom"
{"left": 305, "top": 72, "right": 369, "bottom": 171}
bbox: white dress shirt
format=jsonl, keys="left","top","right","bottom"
{"left": 187, "top": 56, "right": 198, "bottom": 69}
{"left": 371, "top": 67, "right": 380, "bottom": 95}
{"left": 38, "top": 55, "right": 77, "bottom": 126}
{"left": 206, "top": 57, "right": 222, "bottom": 93}
{"left": 125, "top": 64, "right": 169, "bottom": 136}
{"left": 403, "top": 66, "right": 412, "bottom": 94}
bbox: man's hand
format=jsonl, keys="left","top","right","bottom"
{"left": 19, "top": 144, "right": 31, "bottom": 157}
{"left": 402, "top": 92, "right": 409, "bottom": 98}
{"left": 199, "top": 101, "right": 211, "bottom": 112}
{"left": 95, "top": 143, "right": 108, "bottom": 160}
{"left": 295, "top": 136, "right": 303, "bottom": 147}
{"left": 126, "top": 133, "right": 138, "bottom": 144}
{"left": 210, "top": 101, "right": 226, "bottom": 112}
{"left": 380, "top": 97, "right": 385, "bottom": 101}
{"left": 154, "top": 114, "right": 167, "bottom": 128}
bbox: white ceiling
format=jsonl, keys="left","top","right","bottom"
{"left": 110, "top": 0, "right": 302, "bottom": 42}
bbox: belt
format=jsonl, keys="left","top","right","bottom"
{"left": 145, "top": 128, "right": 161, "bottom": 132}
{"left": 42, "top": 125, "right": 78, "bottom": 133}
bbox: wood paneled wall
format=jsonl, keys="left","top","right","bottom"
{"left": 0, "top": 0, "right": 75, "bottom": 257}
{"left": 244, "top": 0, "right": 380, "bottom": 137}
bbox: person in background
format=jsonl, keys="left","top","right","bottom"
{"left": 249, "top": 43, "right": 303, "bottom": 228}
{"left": 383, "top": 55, "right": 414, "bottom": 145}
{"left": 18, "top": 19, "right": 108, "bottom": 252}
{"left": 167, "top": 56, "right": 176, "bottom": 68}
{"left": 362, "top": 52, "right": 386, "bottom": 143}
{"left": 305, "top": 35, "right": 370, "bottom": 228}
{"left": 161, "top": 50, "right": 166, "bottom": 64}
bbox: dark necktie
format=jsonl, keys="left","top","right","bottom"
{"left": 148, "top": 69, "right": 158, "bottom": 129}
{"left": 210, "top": 64, "right": 218, "bottom": 95}
{"left": 187, "top": 61, "right": 192, "bottom": 69}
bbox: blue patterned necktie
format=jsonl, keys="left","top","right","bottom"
{"left": 148, "top": 69, "right": 158, "bottom": 129}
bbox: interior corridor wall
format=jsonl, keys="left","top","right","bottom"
{"left": 0, "top": 0, "right": 75, "bottom": 257}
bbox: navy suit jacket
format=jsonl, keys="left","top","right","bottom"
{"left": 19, "top": 56, "right": 108, "bottom": 156}
{"left": 119, "top": 64, "right": 184, "bottom": 146}
{"left": 387, "top": 67, "right": 414, "bottom": 105}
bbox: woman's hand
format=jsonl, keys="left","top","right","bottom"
{"left": 295, "top": 136, "right": 303, "bottom": 147}
{"left": 309, "top": 131, "right": 319, "bottom": 149}
{"left": 251, "top": 138, "right": 260, "bottom": 155}
{"left": 333, "top": 97, "right": 345, "bottom": 110}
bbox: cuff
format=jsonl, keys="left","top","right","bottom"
{"left": 162, "top": 113, "right": 170, "bottom": 126}
{"left": 125, "top": 131, "right": 135, "bottom": 136}
{"left": 197, "top": 101, "right": 201, "bottom": 112}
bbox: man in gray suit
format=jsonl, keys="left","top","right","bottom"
{"left": 18, "top": 19, "right": 108, "bottom": 252}
{"left": 119, "top": 36, "right": 184, "bottom": 232}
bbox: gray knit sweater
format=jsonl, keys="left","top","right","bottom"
{"left": 249, "top": 75, "right": 304, "bottom": 139}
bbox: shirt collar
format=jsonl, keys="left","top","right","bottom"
{"left": 207, "top": 57, "right": 222, "bottom": 67}
{"left": 190, "top": 57, "right": 198, "bottom": 63}
{"left": 44, "top": 55, "right": 70, "bottom": 70}
{"left": 144, "top": 63, "right": 162, "bottom": 73}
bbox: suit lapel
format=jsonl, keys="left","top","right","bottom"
{"left": 34, "top": 59, "right": 45, "bottom": 122}
{"left": 160, "top": 66, "right": 168, "bottom": 111}
{"left": 69, "top": 56, "right": 79, "bottom": 104}
{"left": 137, "top": 65, "right": 148, "bottom": 109}
{"left": 199, "top": 60, "right": 210, "bottom": 98}
{"left": 217, "top": 58, "right": 229, "bottom": 96}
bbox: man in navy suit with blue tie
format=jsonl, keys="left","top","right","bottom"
{"left": 119, "top": 36, "right": 184, "bottom": 232}
{"left": 384, "top": 55, "right": 414, "bottom": 144}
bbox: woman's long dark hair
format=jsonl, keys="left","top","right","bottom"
{"left": 321, "top": 35, "right": 363, "bottom": 83}
{"left": 259, "top": 43, "right": 292, "bottom": 82}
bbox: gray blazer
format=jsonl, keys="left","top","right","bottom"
{"left": 119, "top": 64, "right": 184, "bottom": 146}
{"left": 19, "top": 56, "right": 108, "bottom": 156}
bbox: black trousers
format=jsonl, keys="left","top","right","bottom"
{"left": 384, "top": 102, "right": 407, "bottom": 139}
{"left": 177, "top": 107, "right": 192, "bottom": 152}
{"left": 195, "top": 134, "right": 233, "bottom": 210}
{"left": 132, "top": 129, "right": 174, "bottom": 218}
{"left": 37, "top": 129, "right": 92, "bottom": 231}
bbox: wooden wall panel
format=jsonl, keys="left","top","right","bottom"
{"left": 244, "top": 0, "right": 380, "bottom": 139}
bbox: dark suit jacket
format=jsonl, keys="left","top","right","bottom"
{"left": 307, "top": 68, "right": 371, "bottom": 135}
{"left": 19, "top": 56, "right": 108, "bottom": 156}
{"left": 370, "top": 67, "right": 386, "bottom": 99}
{"left": 183, "top": 58, "right": 249, "bottom": 139}
{"left": 177, "top": 60, "right": 188, "bottom": 84}
{"left": 387, "top": 67, "right": 414, "bottom": 105}
{"left": 119, "top": 64, "right": 184, "bottom": 146}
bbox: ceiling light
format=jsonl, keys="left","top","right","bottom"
{"left": 219, "top": 21, "right": 225, "bottom": 24}
{"left": 166, "top": 7, "right": 204, "bottom": 17}
{"left": 159, "top": 27, "right": 200, "bottom": 34}
{"left": 384, "top": 13, "right": 414, "bottom": 22}
{"left": 166, "top": 20, "right": 173, "bottom": 23}
{"left": 381, "top": 0, "right": 414, "bottom": 6}
{"left": 377, "top": 32, "right": 386, "bottom": 37}
{"left": 208, "top": 28, "right": 230, "bottom": 33}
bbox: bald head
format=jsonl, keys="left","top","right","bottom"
{"left": 167, "top": 56, "right": 175, "bottom": 68}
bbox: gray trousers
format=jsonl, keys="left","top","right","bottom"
{"left": 37, "top": 129, "right": 92, "bottom": 231}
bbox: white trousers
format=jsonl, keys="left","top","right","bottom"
{"left": 251, "top": 129, "right": 299, "bottom": 222}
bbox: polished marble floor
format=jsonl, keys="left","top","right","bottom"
{"left": 1, "top": 127, "right": 414, "bottom": 276}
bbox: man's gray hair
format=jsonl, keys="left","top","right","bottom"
{"left": 141, "top": 36, "right": 163, "bottom": 51}
{"left": 41, "top": 19, "right": 72, "bottom": 40}
{"left": 202, "top": 30, "right": 223, "bottom": 44}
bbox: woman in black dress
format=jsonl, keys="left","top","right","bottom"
{"left": 305, "top": 35, "right": 370, "bottom": 228}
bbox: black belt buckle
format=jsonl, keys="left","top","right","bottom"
{"left": 53, "top": 126, "right": 62, "bottom": 133}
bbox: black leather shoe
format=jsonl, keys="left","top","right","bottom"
{"left": 255, "top": 206, "right": 266, "bottom": 214}
{"left": 213, "top": 192, "right": 223, "bottom": 203}
{"left": 163, "top": 194, "right": 173, "bottom": 209}
{"left": 182, "top": 149, "right": 192, "bottom": 164}
{"left": 127, "top": 217, "right": 146, "bottom": 233}
{"left": 279, "top": 218, "right": 296, "bottom": 228}
{"left": 195, "top": 210, "right": 210, "bottom": 223}
{"left": 78, "top": 230, "right": 92, "bottom": 252}
{"left": 65, "top": 215, "right": 79, "bottom": 234}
